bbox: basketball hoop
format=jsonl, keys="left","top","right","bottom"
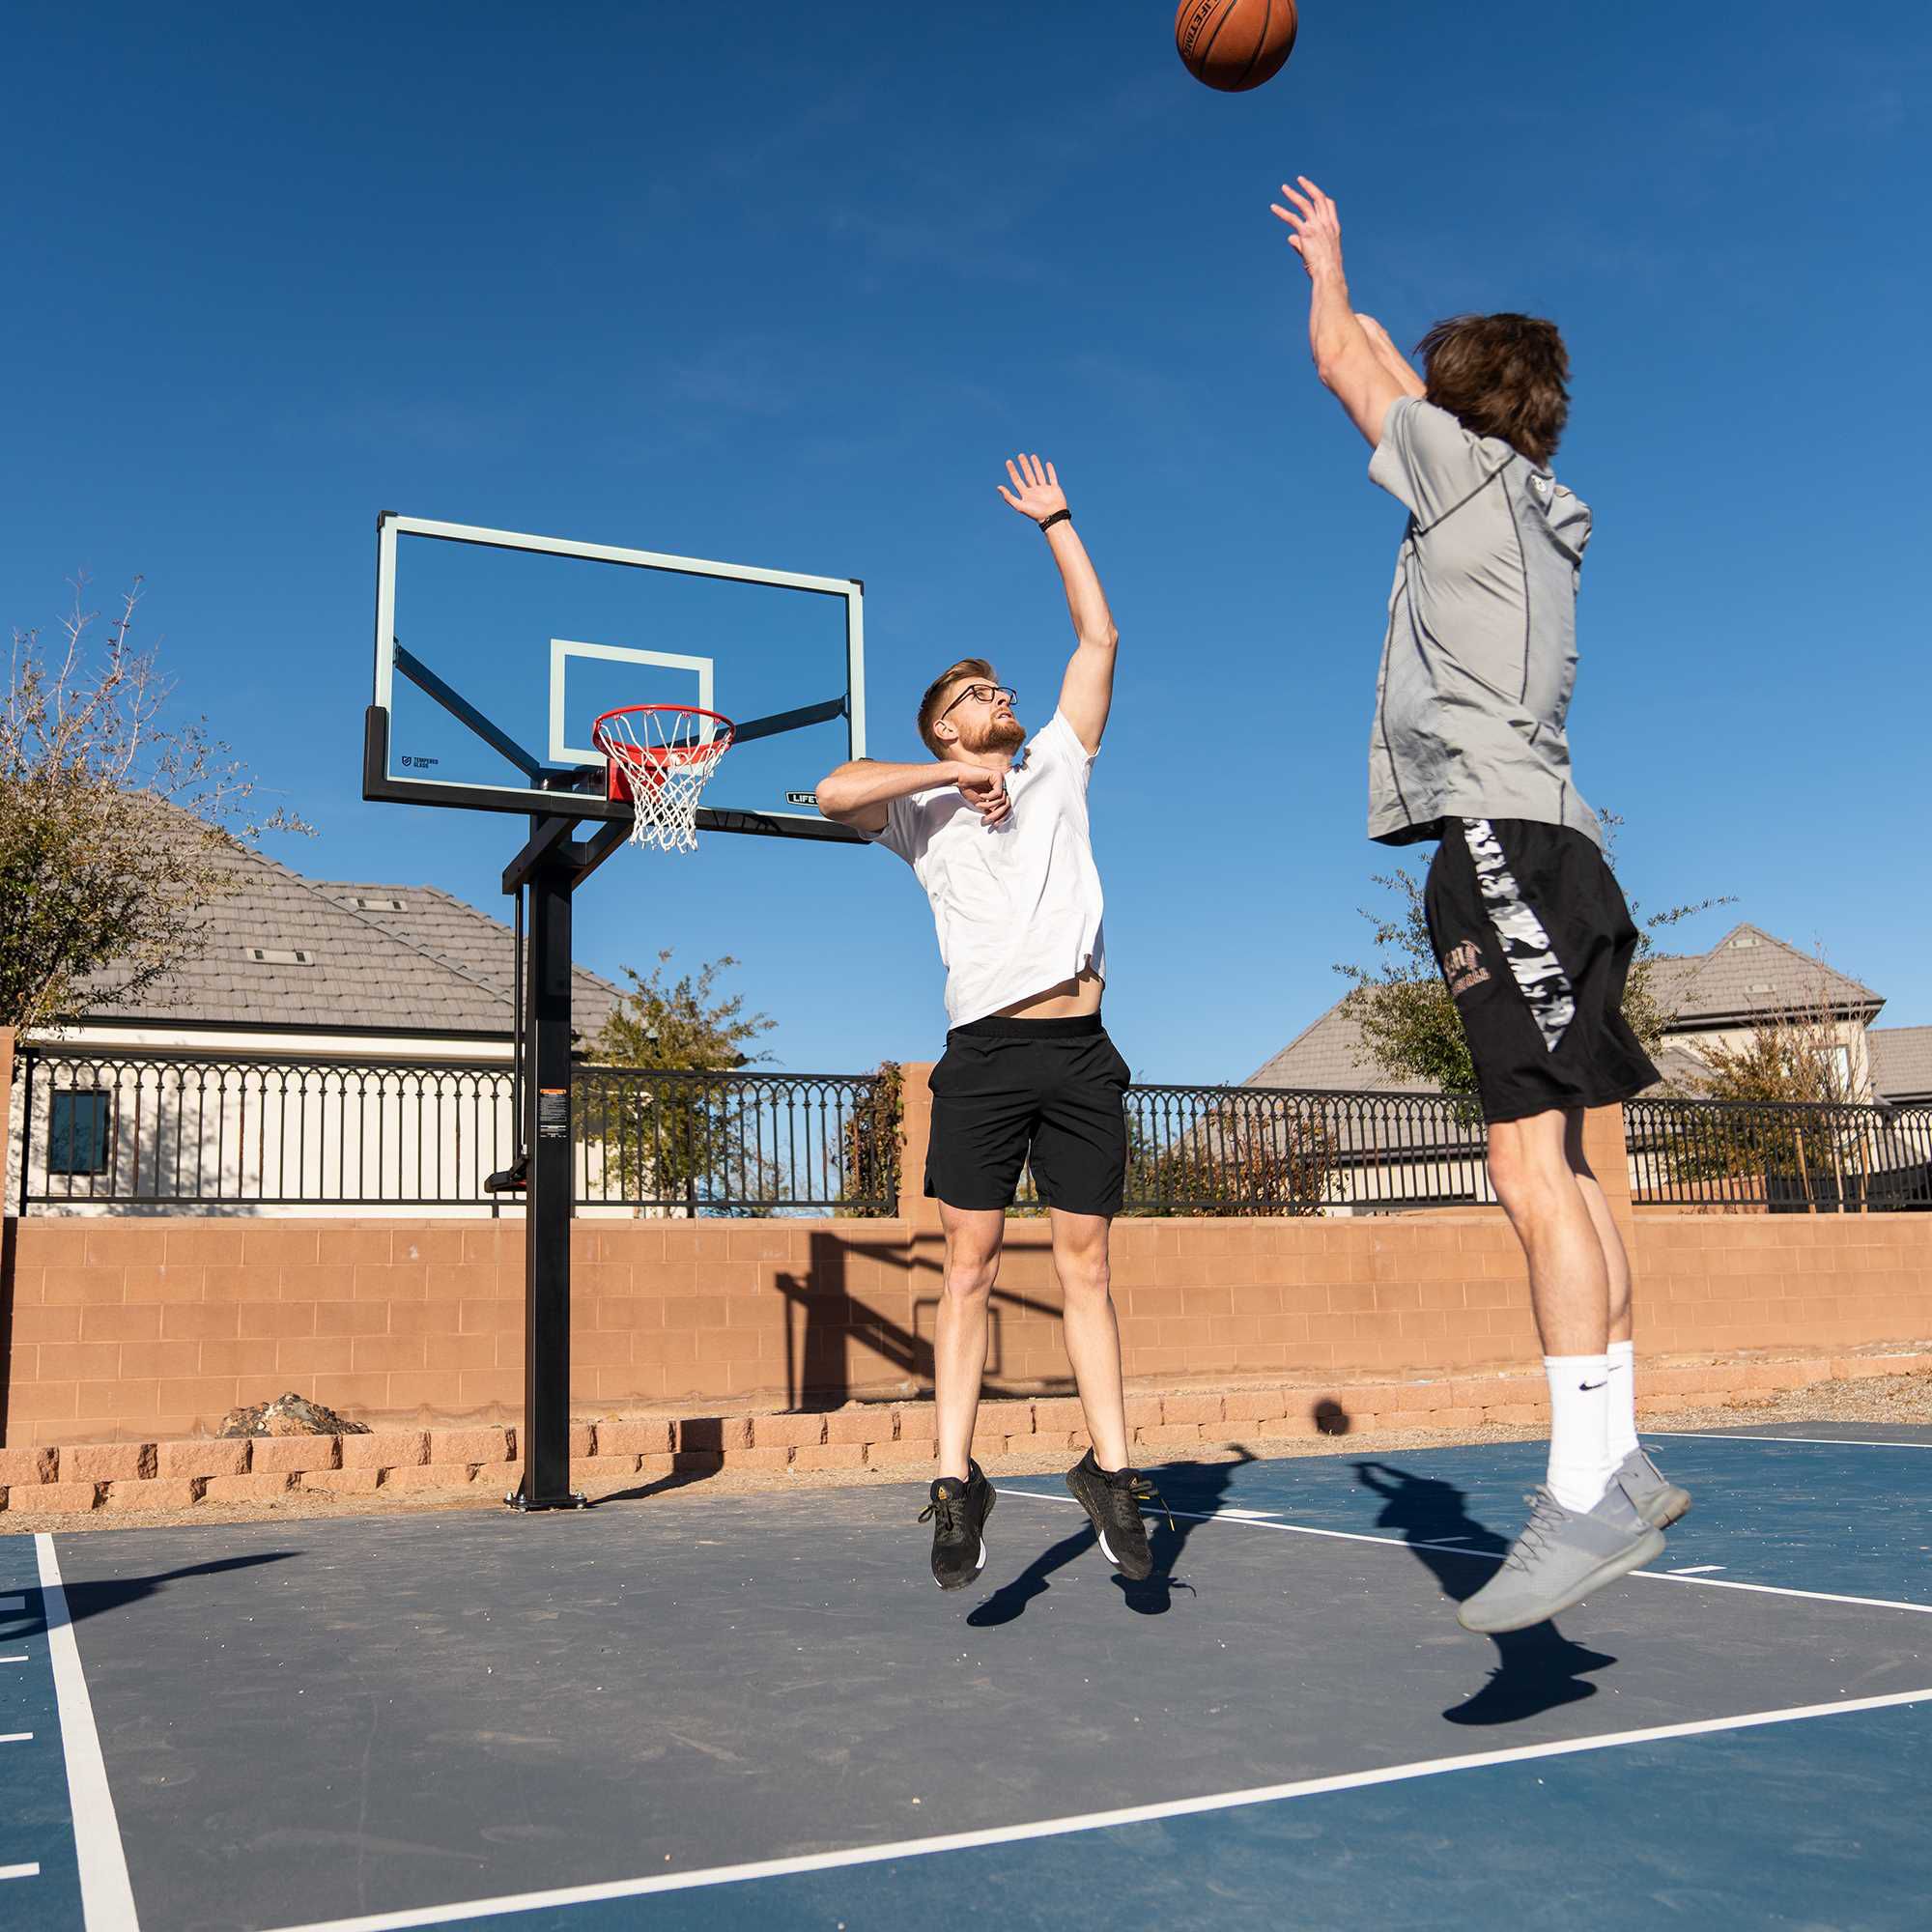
{"left": 591, "top": 704, "right": 736, "bottom": 853}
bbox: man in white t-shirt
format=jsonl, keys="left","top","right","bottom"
{"left": 816, "top": 454, "right": 1162, "bottom": 1593}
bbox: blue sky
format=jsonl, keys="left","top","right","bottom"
{"left": 8, "top": 2, "right": 1929, "bottom": 1079}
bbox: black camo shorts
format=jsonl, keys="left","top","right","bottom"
{"left": 1424, "top": 817, "right": 1661, "bottom": 1124}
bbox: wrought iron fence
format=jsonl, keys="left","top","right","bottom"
{"left": 14, "top": 1044, "right": 1925, "bottom": 1218}
{"left": 573, "top": 1065, "right": 898, "bottom": 1215}
{"left": 1111, "top": 1083, "right": 1493, "bottom": 1216}
{"left": 1626, "top": 1097, "right": 1932, "bottom": 1212}
{"left": 11, "top": 1048, "right": 898, "bottom": 1216}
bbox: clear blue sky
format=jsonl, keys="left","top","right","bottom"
{"left": 9, "top": 3, "right": 1929, "bottom": 1079}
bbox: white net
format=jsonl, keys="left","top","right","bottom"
{"left": 593, "top": 707, "right": 734, "bottom": 854}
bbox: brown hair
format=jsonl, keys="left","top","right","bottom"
{"left": 917, "top": 657, "right": 997, "bottom": 756}
{"left": 1414, "top": 313, "right": 1570, "bottom": 465}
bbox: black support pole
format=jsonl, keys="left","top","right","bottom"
{"left": 513, "top": 836, "right": 584, "bottom": 1510}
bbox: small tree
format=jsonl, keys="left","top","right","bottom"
{"left": 838, "top": 1060, "right": 902, "bottom": 1217}
{"left": 1669, "top": 953, "right": 1866, "bottom": 1210}
{"left": 1127, "top": 1100, "right": 1338, "bottom": 1217}
{"left": 2, "top": 577, "right": 308, "bottom": 1035}
{"left": 1334, "top": 816, "right": 1725, "bottom": 1096}
{"left": 590, "top": 950, "right": 775, "bottom": 1073}
{"left": 583, "top": 951, "right": 777, "bottom": 1213}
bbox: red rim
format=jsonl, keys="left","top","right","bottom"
{"left": 590, "top": 704, "right": 736, "bottom": 799}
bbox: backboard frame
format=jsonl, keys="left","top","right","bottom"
{"left": 363, "top": 511, "right": 867, "bottom": 843}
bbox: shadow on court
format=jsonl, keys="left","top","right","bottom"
{"left": 56, "top": 1551, "right": 300, "bottom": 1626}
{"left": 1353, "top": 1460, "right": 1617, "bottom": 1726}
{"left": 601, "top": 1463, "right": 728, "bottom": 1507}
{"left": 968, "top": 1450, "right": 1256, "bottom": 1627}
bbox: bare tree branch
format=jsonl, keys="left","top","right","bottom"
{"left": 2, "top": 576, "right": 314, "bottom": 1035}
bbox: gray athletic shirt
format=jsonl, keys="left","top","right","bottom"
{"left": 1365, "top": 394, "right": 1601, "bottom": 848}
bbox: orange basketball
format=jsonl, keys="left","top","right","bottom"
{"left": 1175, "top": 0, "right": 1298, "bottom": 93}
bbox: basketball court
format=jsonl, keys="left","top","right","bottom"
{"left": 3, "top": 1423, "right": 1928, "bottom": 1930}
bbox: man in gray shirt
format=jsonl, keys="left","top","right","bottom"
{"left": 1273, "top": 176, "right": 1685, "bottom": 1635}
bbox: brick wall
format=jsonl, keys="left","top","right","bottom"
{"left": 3, "top": 1207, "right": 1930, "bottom": 1448}
{"left": 3, "top": 1058, "right": 1929, "bottom": 1446}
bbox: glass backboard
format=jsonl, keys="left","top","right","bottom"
{"left": 364, "top": 514, "right": 866, "bottom": 841}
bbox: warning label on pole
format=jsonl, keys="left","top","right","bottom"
{"left": 537, "top": 1088, "right": 569, "bottom": 1140}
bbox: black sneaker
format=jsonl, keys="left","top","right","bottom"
{"left": 1065, "top": 1448, "right": 1168, "bottom": 1582}
{"left": 920, "top": 1463, "right": 995, "bottom": 1590}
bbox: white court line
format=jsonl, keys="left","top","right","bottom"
{"left": 1647, "top": 1431, "right": 1932, "bottom": 1451}
{"left": 265, "top": 1686, "right": 1932, "bottom": 1932}
{"left": 1670, "top": 1566, "right": 1725, "bottom": 1576}
{"left": 0, "top": 1862, "right": 42, "bottom": 1881}
{"left": 996, "top": 1491, "right": 1932, "bottom": 1617}
{"left": 0, "top": 1656, "right": 28, "bottom": 1663}
{"left": 0, "top": 1733, "right": 33, "bottom": 1744}
{"left": 36, "top": 1535, "right": 140, "bottom": 1931}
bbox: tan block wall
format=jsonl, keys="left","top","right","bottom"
{"left": 3, "top": 1207, "right": 1931, "bottom": 1446}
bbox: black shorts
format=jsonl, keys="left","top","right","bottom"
{"left": 925, "top": 1013, "right": 1130, "bottom": 1216}
{"left": 1424, "top": 817, "right": 1661, "bottom": 1125}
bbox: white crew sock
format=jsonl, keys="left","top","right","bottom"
{"left": 1544, "top": 1353, "right": 1611, "bottom": 1513}
{"left": 1605, "top": 1340, "right": 1639, "bottom": 1466}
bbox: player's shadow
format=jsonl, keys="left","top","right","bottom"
{"left": 1352, "top": 1461, "right": 1617, "bottom": 1727}
{"left": 966, "top": 1449, "right": 1255, "bottom": 1628}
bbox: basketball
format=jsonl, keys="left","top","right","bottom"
{"left": 1175, "top": 0, "right": 1298, "bottom": 92}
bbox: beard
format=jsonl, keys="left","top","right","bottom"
{"left": 958, "top": 711, "right": 1025, "bottom": 755}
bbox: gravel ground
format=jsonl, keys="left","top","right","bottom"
{"left": 7, "top": 1373, "right": 1928, "bottom": 1538}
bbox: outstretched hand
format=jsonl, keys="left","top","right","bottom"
{"left": 1269, "top": 176, "right": 1345, "bottom": 281}
{"left": 953, "top": 762, "right": 1011, "bottom": 828}
{"left": 997, "top": 452, "right": 1066, "bottom": 525}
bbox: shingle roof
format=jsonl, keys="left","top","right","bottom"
{"left": 75, "top": 842, "right": 621, "bottom": 1040}
{"left": 1244, "top": 1000, "right": 1439, "bottom": 1094}
{"left": 1650, "top": 923, "right": 1882, "bottom": 1028}
{"left": 1869, "top": 1026, "right": 1932, "bottom": 1104}
{"left": 313, "top": 883, "right": 620, "bottom": 1032}
{"left": 1245, "top": 923, "right": 1880, "bottom": 1096}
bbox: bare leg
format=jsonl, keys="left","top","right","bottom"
{"left": 1487, "top": 1108, "right": 1609, "bottom": 1356}
{"left": 1565, "top": 1112, "right": 1633, "bottom": 1344}
{"left": 1047, "top": 1208, "right": 1131, "bottom": 1470}
{"left": 934, "top": 1203, "right": 1004, "bottom": 1480}
{"left": 1487, "top": 1107, "right": 1617, "bottom": 1513}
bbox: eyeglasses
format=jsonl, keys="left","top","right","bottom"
{"left": 937, "top": 683, "right": 1017, "bottom": 723}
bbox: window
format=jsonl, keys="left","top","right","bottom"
{"left": 48, "top": 1091, "right": 112, "bottom": 1177}
{"left": 1833, "top": 1044, "right": 1852, "bottom": 1094}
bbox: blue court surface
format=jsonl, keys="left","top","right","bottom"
{"left": 2, "top": 1424, "right": 1928, "bottom": 1931}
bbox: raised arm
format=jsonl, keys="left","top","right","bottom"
{"left": 815, "top": 756, "right": 1009, "bottom": 836}
{"left": 996, "top": 454, "right": 1118, "bottom": 754}
{"left": 1353, "top": 313, "right": 1426, "bottom": 400}
{"left": 1269, "top": 177, "right": 1408, "bottom": 448}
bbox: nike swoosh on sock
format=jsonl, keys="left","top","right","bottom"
{"left": 1578, "top": 1379, "right": 1607, "bottom": 1390}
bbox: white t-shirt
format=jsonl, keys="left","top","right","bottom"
{"left": 867, "top": 709, "right": 1106, "bottom": 1028}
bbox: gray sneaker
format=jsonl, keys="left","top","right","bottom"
{"left": 1611, "top": 1446, "right": 1691, "bottom": 1529}
{"left": 1457, "top": 1483, "right": 1665, "bottom": 1634}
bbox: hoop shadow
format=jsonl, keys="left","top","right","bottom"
{"left": 966, "top": 1448, "right": 1256, "bottom": 1627}
{"left": 1352, "top": 1461, "right": 1617, "bottom": 1726}
{"left": 30, "top": 1552, "right": 303, "bottom": 1629}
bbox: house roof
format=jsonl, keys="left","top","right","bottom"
{"left": 1246, "top": 923, "right": 1881, "bottom": 1096}
{"left": 1647, "top": 923, "right": 1883, "bottom": 1029}
{"left": 1244, "top": 1000, "right": 1437, "bottom": 1094}
{"left": 75, "top": 841, "right": 622, "bottom": 1040}
{"left": 313, "top": 882, "right": 621, "bottom": 1030}
{"left": 1869, "top": 1026, "right": 1932, "bottom": 1104}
